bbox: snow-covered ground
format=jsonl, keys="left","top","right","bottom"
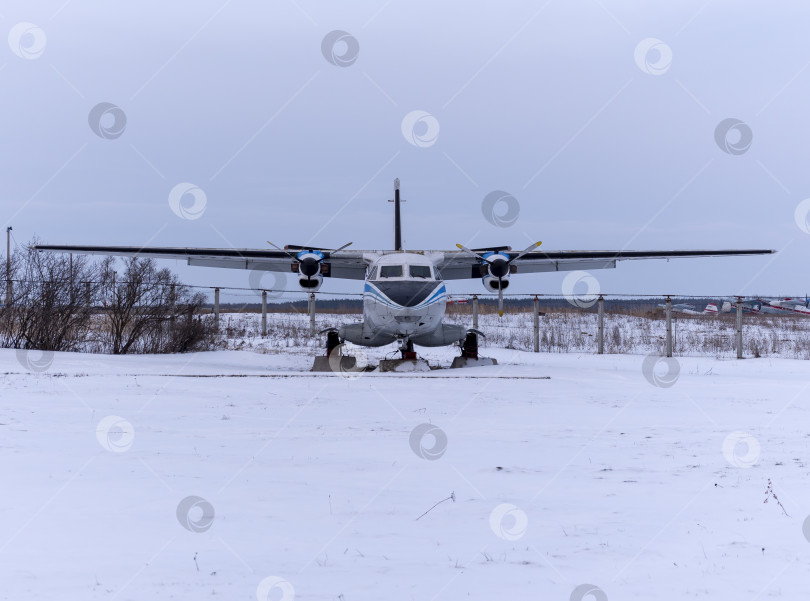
{"left": 4, "top": 336, "right": 810, "bottom": 601}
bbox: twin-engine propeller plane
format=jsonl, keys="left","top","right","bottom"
{"left": 35, "top": 179, "right": 774, "bottom": 364}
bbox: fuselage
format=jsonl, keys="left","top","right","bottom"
{"left": 362, "top": 252, "right": 447, "bottom": 339}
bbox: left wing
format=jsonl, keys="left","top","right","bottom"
{"left": 435, "top": 248, "right": 775, "bottom": 280}
{"left": 33, "top": 245, "right": 369, "bottom": 280}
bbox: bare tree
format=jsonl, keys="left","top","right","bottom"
{"left": 0, "top": 242, "right": 215, "bottom": 355}
{"left": 0, "top": 243, "right": 101, "bottom": 351}
{"left": 99, "top": 257, "right": 213, "bottom": 354}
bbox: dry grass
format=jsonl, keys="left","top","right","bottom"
{"left": 214, "top": 308, "right": 810, "bottom": 359}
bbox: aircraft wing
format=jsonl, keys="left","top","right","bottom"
{"left": 435, "top": 249, "right": 775, "bottom": 280}
{"left": 33, "top": 245, "right": 369, "bottom": 280}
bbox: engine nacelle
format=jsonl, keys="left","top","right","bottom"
{"left": 298, "top": 273, "right": 323, "bottom": 291}
{"left": 481, "top": 253, "right": 511, "bottom": 292}
{"left": 295, "top": 249, "right": 324, "bottom": 291}
{"left": 296, "top": 250, "right": 324, "bottom": 277}
{"left": 482, "top": 274, "right": 510, "bottom": 292}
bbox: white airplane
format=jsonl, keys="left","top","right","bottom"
{"left": 767, "top": 297, "right": 810, "bottom": 316}
{"left": 720, "top": 297, "right": 810, "bottom": 317}
{"left": 656, "top": 302, "right": 718, "bottom": 316}
{"left": 35, "top": 179, "right": 774, "bottom": 360}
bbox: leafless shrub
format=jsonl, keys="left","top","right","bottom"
{"left": 0, "top": 245, "right": 213, "bottom": 355}
{"left": 98, "top": 257, "right": 214, "bottom": 354}
{"left": 0, "top": 243, "right": 101, "bottom": 351}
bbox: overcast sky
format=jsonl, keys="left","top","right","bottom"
{"left": 1, "top": 1, "right": 808, "bottom": 301}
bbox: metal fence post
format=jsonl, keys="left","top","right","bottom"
{"left": 597, "top": 295, "right": 605, "bottom": 354}
{"left": 214, "top": 287, "right": 220, "bottom": 331}
{"left": 309, "top": 292, "right": 316, "bottom": 335}
{"left": 665, "top": 296, "right": 673, "bottom": 357}
{"left": 533, "top": 295, "right": 540, "bottom": 353}
{"left": 472, "top": 294, "right": 479, "bottom": 330}
{"left": 261, "top": 290, "right": 268, "bottom": 337}
{"left": 736, "top": 295, "right": 743, "bottom": 359}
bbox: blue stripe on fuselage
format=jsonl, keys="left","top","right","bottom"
{"left": 364, "top": 282, "right": 446, "bottom": 309}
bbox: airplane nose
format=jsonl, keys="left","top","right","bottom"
{"left": 373, "top": 281, "right": 441, "bottom": 307}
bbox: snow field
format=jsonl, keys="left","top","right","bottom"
{"left": 3, "top": 346, "right": 810, "bottom": 599}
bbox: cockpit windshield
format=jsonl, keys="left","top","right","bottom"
{"left": 409, "top": 265, "right": 432, "bottom": 279}
{"left": 379, "top": 265, "right": 403, "bottom": 278}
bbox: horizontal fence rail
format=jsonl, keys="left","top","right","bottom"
{"left": 4, "top": 276, "right": 809, "bottom": 359}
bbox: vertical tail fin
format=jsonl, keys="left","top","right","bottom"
{"left": 393, "top": 178, "right": 402, "bottom": 250}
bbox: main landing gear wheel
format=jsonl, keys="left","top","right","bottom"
{"left": 450, "top": 329, "right": 498, "bottom": 368}
{"left": 324, "top": 329, "right": 341, "bottom": 357}
{"left": 460, "top": 329, "right": 486, "bottom": 360}
{"left": 311, "top": 328, "right": 359, "bottom": 373}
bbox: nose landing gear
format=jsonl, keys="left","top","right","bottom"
{"left": 379, "top": 337, "right": 430, "bottom": 372}
{"left": 398, "top": 339, "right": 417, "bottom": 360}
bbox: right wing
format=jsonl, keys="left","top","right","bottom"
{"left": 33, "top": 245, "right": 369, "bottom": 280}
{"left": 435, "top": 248, "right": 775, "bottom": 280}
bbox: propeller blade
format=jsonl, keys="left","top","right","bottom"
{"left": 267, "top": 241, "right": 299, "bottom": 261}
{"left": 498, "top": 285, "right": 504, "bottom": 317}
{"left": 331, "top": 242, "right": 353, "bottom": 253}
{"left": 269, "top": 241, "right": 351, "bottom": 259}
{"left": 455, "top": 243, "right": 487, "bottom": 261}
{"left": 508, "top": 241, "right": 542, "bottom": 263}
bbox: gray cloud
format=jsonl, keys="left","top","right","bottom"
{"left": 1, "top": 1, "right": 802, "bottom": 297}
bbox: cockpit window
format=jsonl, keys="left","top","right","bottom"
{"left": 409, "top": 265, "right": 432, "bottom": 279}
{"left": 379, "top": 265, "right": 403, "bottom": 278}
